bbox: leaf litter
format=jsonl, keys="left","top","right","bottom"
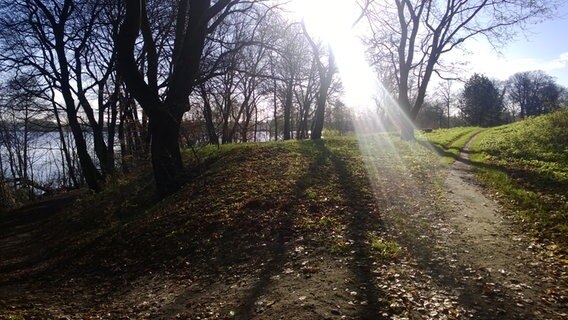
{"left": 0, "top": 137, "right": 566, "bottom": 319}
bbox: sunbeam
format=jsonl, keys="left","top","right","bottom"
{"left": 288, "top": 0, "right": 419, "bottom": 135}
{"left": 288, "top": 0, "right": 443, "bottom": 211}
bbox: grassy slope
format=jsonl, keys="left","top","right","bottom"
{"left": 3, "top": 134, "right": 450, "bottom": 318}
{"left": 0, "top": 138, "right": 404, "bottom": 283}
{"left": 8, "top": 128, "right": 568, "bottom": 317}
{"left": 424, "top": 110, "right": 568, "bottom": 248}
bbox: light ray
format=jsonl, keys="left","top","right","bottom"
{"left": 288, "top": 0, "right": 442, "bottom": 196}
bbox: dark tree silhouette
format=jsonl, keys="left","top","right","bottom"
{"left": 507, "top": 71, "right": 563, "bottom": 119}
{"left": 461, "top": 74, "right": 504, "bottom": 127}
{"left": 117, "top": 0, "right": 245, "bottom": 196}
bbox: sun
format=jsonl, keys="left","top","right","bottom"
{"left": 289, "top": 0, "right": 352, "bottom": 42}
{"left": 289, "top": 0, "right": 378, "bottom": 112}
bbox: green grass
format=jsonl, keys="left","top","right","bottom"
{"left": 424, "top": 110, "right": 568, "bottom": 248}
{"left": 368, "top": 232, "right": 402, "bottom": 258}
{"left": 472, "top": 111, "right": 568, "bottom": 181}
{"left": 470, "top": 111, "right": 568, "bottom": 246}
{"left": 421, "top": 127, "right": 483, "bottom": 163}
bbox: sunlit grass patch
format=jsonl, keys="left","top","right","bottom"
{"left": 421, "top": 112, "right": 568, "bottom": 248}
{"left": 368, "top": 232, "right": 402, "bottom": 259}
{"left": 470, "top": 118, "right": 568, "bottom": 246}
{"left": 473, "top": 111, "right": 568, "bottom": 182}
{"left": 466, "top": 111, "right": 567, "bottom": 245}
{"left": 421, "top": 127, "right": 483, "bottom": 163}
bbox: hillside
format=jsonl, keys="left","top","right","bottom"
{"left": 426, "top": 110, "right": 568, "bottom": 246}
{"left": 1, "top": 130, "right": 567, "bottom": 319}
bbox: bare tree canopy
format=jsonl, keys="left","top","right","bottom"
{"left": 507, "top": 70, "right": 564, "bottom": 118}
{"left": 365, "top": 0, "right": 561, "bottom": 138}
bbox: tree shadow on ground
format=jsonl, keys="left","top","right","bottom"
{"left": 153, "top": 140, "right": 349, "bottom": 319}
{"left": 390, "top": 213, "right": 532, "bottom": 319}
{"left": 410, "top": 140, "right": 542, "bottom": 319}
{"left": 315, "top": 140, "right": 388, "bottom": 320}
{"left": 421, "top": 140, "right": 567, "bottom": 192}
{"left": 0, "top": 139, "right": 449, "bottom": 318}
{"left": 156, "top": 140, "right": 390, "bottom": 319}
{"left": 233, "top": 142, "right": 332, "bottom": 319}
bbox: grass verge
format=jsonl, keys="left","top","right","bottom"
{"left": 469, "top": 112, "right": 568, "bottom": 248}
{"left": 421, "top": 127, "right": 483, "bottom": 163}
{"left": 424, "top": 111, "right": 568, "bottom": 249}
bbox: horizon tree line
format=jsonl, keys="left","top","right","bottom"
{"left": 0, "top": 0, "right": 563, "bottom": 202}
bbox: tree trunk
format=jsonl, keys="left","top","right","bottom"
{"left": 106, "top": 97, "right": 119, "bottom": 175}
{"left": 67, "top": 112, "right": 102, "bottom": 191}
{"left": 283, "top": 78, "right": 294, "bottom": 140}
{"left": 118, "top": 110, "right": 129, "bottom": 174}
{"left": 398, "top": 97, "right": 415, "bottom": 141}
{"left": 273, "top": 75, "right": 278, "bottom": 141}
{"left": 52, "top": 103, "right": 79, "bottom": 187}
{"left": 200, "top": 85, "right": 218, "bottom": 144}
{"left": 311, "top": 57, "right": 334, "bottom": 140}
{"left": 204, "top": 103, "right": 218, "bottom": 144}
{"left": 400, "top": 121, "right": 415, "bottom": 140}
{"left": 221, "top": 118, "right": 231, "bottom": 144}
{"left": 447, "top": 102, "right": 451, "bottom": 128}
{"left": 149, "top": 110, "right": 183, "bottom": 197}
{"left": 311, "top": 73, "right": 333, "bottom": 140}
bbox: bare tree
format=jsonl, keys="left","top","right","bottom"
{"left": 366, "top": 0, "right": 559, "bottom": 139}
{"left": 0, "top": 0, "right": 124, "bottom": 191}
{"left": 507, "top": 70, "right": 563, "bottom": 118}
{"left": 301, "top": 24, "right": 336, "bottom": 140}
{"left": 117, "top": 0, "right": 261, "bottom": 195}
{"left": 0, "top": 76, "right": 52, "bottom": 198}
{"left": 293, "top": 58, "right": 317, "bottom": 140}
{"left": 435, "top": 79, "right": 456, "bottom": 128}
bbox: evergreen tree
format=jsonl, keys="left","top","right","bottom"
{"left": 461, "top": 74, "right": 504, "bottom": 127}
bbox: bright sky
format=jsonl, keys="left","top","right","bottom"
{"left": 463, "top": 3, "right": 568, "bottom": 87}
{"left": 288, "top": 0, "right": 379, "bottom": 109}
{"left": 289, "top": 0, "right": 568, "bottom": 97}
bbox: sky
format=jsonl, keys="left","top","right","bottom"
{"left": 463, "top": 3, "right": 568, "bottom": 87}
{"left": 289, "top": 0, "right": 568, "bottom": 105}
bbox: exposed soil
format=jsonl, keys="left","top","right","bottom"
{"left": 378, "top": 136, "right": 568, "bottom": 319}
{"left": 0, "top": 138, "right": 566, "bottom": 319}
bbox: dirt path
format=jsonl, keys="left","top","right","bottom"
{"left": 439, "top": 135, "right": 567, "bottom": 319}
{"left": 380, "top": 134, "right": 568, "bottom": 319}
